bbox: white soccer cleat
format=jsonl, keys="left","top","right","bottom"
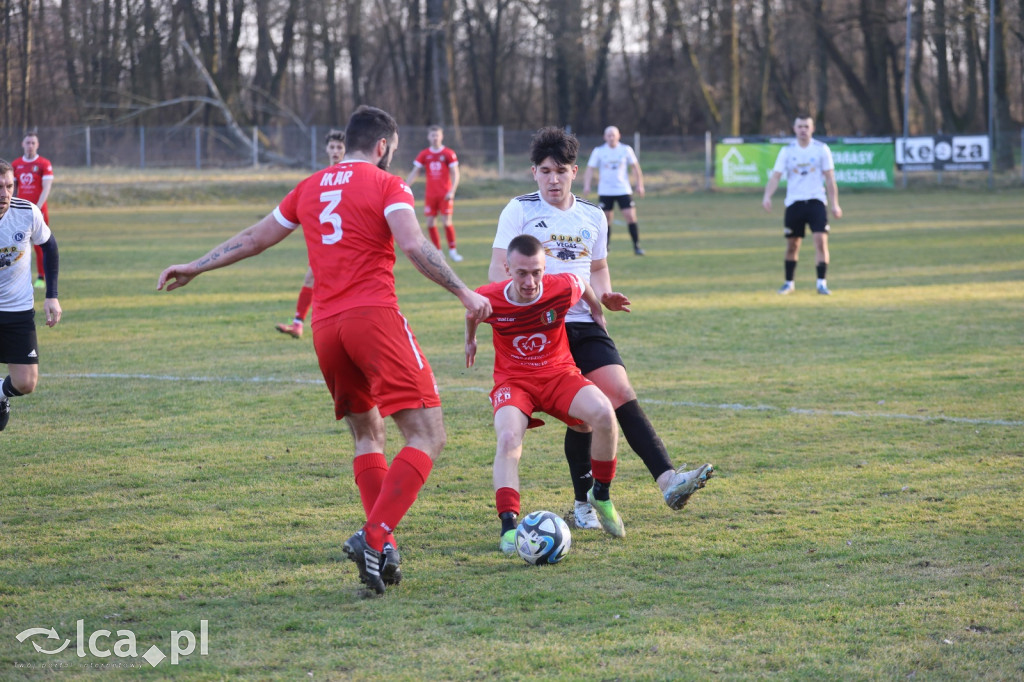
{"left": 571, "top": 501, "right": 602, "bottom": 530}
{"left": 777, "top": 282, "right": 795, "bottom": 295}
{"left": 449, "top": 248, "right": 464, "bottom": 262}
{"left": 663, "top": 463, "right": 715, "bottom": 510}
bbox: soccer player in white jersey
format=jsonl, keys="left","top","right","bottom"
{"left": 582, "top": 126, "right": 646, "bottom": 255}
{"left": 489, "top": 127, "right": 713, "bottom": 532}
{"left": 0, "top": 158, "right": 62, "bottom": 433}
{"left": 762, "top": 115, "right": 843, "bottom": 295}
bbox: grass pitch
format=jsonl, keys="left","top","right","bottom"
{"left": 1, "top": 175, "right": 1022, "bottom": 679}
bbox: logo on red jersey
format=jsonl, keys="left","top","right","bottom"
{"left": 541, "top": 310, "right": 556, "bottom": 325}
{"left": 512, "top": 333, "right": 548, "bottom": 357}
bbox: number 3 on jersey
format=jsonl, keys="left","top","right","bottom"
{"left": 319, "top": 190, "right": 343, "bottom": 244}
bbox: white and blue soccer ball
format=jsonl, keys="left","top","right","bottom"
{"left": 515, "top": 510, "right": 571, "bottom": 565}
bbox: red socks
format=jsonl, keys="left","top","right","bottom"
{"left": 591, "top": 457, "right": 617, "bottom": 485}
{"left": 495, "top": 487, "right": 521, "bottom": 517}
{"left": 296, "top": 285, "right": 314, "bottom": 321}
{"left": 444, "top": 225, "right": 457, "bottom": 250}
{"left": 428, "top": 226, "right": 441, "bottom": 250}
{"left": 364, "top": 448, "right": 434, "bottom": 551}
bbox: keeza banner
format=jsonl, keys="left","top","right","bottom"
{"left": 715, "top": 140, "right": 895, "bottom": 188}
{"left": 895, "top": 135, "right": 990, "bottom": 171}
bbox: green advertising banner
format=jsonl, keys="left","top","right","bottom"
{"left": 715, "top": 141, "right": 894, "bottom": 188}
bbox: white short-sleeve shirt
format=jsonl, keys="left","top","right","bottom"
{"left": 772, "top": 140, "right": 835, "bottom": 206}
{"left": 0, "top": 198, "right": 51, "bottom": 311}
{"left": 493, "top": 193, "right": 607, "bottom": 323}
{"left": 586, "top": 143, "right": 639, "bottom": 196}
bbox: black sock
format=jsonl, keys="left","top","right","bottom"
{"left": 499, "top": 512, "right": 517, "bottom": 535}
{"left": 606, "top": 224, "right": 612, "bottom": 247}
{"left": 564, "top": 429, "right": 593, "bottom": 502}
{"left": 816, "top": 262, "right": 828, "bottom": 279}
{"left": 591, "top": 480, "right": 610, "bottom": 502}
{"left": 615, "top": 400, "right": 674, "bottom": 481}
{"left": 785, "top": 259, "right": 797, "bottom": 281}
{"left": 628, "top": 222, "right": 639, "bottom": 247}
{"left": 2, "top": 376, "right": 23, "bottom": 398}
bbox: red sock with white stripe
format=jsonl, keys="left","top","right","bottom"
{"left": 364, "top": 447, "right": 434, "bottom": 551}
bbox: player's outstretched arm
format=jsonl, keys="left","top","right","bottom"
{"left": 389, "top": 209, "right": 492, "bottom": 322}
{"left": 157, "top": 214, "right": 292, "bottom": 291}
{"left": 465, "top": 316, "right": 480, "bottom": 368}
{"left": 590, "top": 258, "right": 631, "bottom": 313}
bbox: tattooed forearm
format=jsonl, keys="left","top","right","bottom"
{"left": 408, "top": 241, "right": 467, "bottom": 293}
{"left": 193, "top": 238, "right": 250, "bottom": 271}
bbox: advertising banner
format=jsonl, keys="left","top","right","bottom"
{"left": 895, "top": 135, "right": 990, "bottom": 171}
{"left": 716, "top": 139, "right": 894, "bottom": 188}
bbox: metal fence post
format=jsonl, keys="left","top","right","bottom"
{"left": 195, "top": 127, "right": 201, "bottom": 169}
{"left": 497, "top": 125, "right": 504, "bottom": 178}
{"left": 634, "top": 131, "right": 641, "bottom": 158}
{"left": 252, "top": 127, "right": 259, "bottom": 168}
{"left": 85, "top": 126, "right": 91, "bottom": 168}
{"left": 140, "top": 126, "right": 146, "bottom": 169}
{"left": 705, "top": 131, "right": 712, "bottom": 191}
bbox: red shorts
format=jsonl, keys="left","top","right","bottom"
{"left": 489, "top": 368, "right": 591, "bottom": 428}
{"left": 313, "top": 307, "right": 440, "bottom": 419}
{"left": 423, "top": 193, "right": 454, "bottom": 217}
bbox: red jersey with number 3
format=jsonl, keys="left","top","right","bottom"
{"left": 273, "top": 160, "right": 415, "bottom": 322}
{"left": 476, "top": 273, "right": 585, "bottom": 386}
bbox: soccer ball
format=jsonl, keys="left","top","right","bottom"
{"left": 514, "top": 510, "right": 571, "bottom": 565}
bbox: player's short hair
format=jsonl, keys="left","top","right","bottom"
{"left": 530, "top": 126, "right": 579, "bottom": 167}
{"left": 0, "top": 159, "right": 12, "bottom": 176}
{"left": 324, "top": 129, "right": 345, "bottom": 145}
{"left": 345, "top": 106, "right": 398, "bottom": 154}
{"left": 507, "top": 235, "right": 544, "bottom": 259}
{"left": 794, "top": 113, "right": 814, "bottom": 123}
{"left": 428, "top": 125, "right": 443, "bottom": 134}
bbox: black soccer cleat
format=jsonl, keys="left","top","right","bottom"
{"left": 343, "top": 530, "right": 386, "bottom": 595}
{"left": 381, "top": 542, "right": 402, "bottom": 586}
{"left": 0, "top": 398, "right": 10, "bottom": 432}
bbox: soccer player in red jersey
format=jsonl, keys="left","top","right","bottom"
{"left": 158, "top": 106, "right": 491, "bottom": 595}
{"left": 275, "top": 129, "right": 347, "bottom": 339}
{"left": 467, "top": 235, "right": 627, "bottom": 551}
{"left": 405, "top": 125, "right": 462, "bottom": 261}
{"left": 11, "top": 133, "right": 54, "bottom": 288}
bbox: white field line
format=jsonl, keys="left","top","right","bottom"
{"left": 46, "top": 372, "right": 1024, "bottom": 427}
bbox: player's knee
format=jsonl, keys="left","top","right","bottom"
{"left": 12, "top": 376, "right": 37, "bottom": 395}
{"left": 495, "top": 428, "right": 523, "bottom": 456}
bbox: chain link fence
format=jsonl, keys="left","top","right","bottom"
{"left": 1, "top": 125, "right": 1019, "bottom": 184}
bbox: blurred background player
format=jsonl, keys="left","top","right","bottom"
{"left": 406, "top": 125, "right": 462, "bottom": 262}
{"left": 490, "top": 127, "right": 713, "bottom": 531}
{"left": 276, "top": 129, "right": 347, "bottom": 339}
{"left": 581, "top": 126, "right": 646, "bottom": 255}
{"left": 762, "top": 115, "right": 843, "bottom": 295}
{"left": 467, "top": 235, "right": 626, "bottom": 551}
{"left": 158, "top": 106, "right": 491, "bottom": 595}
{"left": 11, "top": 132, "right": 54, "bottom": 288}
{"left": 0, "top": 158, "right": 62, "bottom": 432}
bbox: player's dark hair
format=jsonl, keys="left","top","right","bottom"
{"left": 530, "top": 126, "right": 579, "bottom": 167}
{"left": 794, "top": 113, "right": 813, "bottom": 123}
{"left": 428, "top": 124, "right": 443, "bottom": 133}
{"left": 324, "top": 129, "right": 346, "bottom": 145}
{"left": 0, "top": 159, "right": 11, "bottom": 176}
{"left": 345, "top": 106, "right": 398, "bottom": 154}
{"left": 508, "top": 235, "right": 544, "bottom": 258}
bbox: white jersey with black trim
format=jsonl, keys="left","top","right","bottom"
{"left": 772, "top": 139, "right": 835, "bottom": 206}
{"left": 0, "top": 198, "right": 51, "bottom": 311}
{"left": 493, "top": 192, "right": 607, "bottom": 323}
{"left": 586, "top": 143, "right": 639, "bottom": 196}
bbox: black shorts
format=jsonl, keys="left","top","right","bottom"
{"left": 0, "top": 309, "right": 39, "bottom": 365}
{"left": 598, "top": 195, "right": 635, "bottom": 212}
{"left": 783, "top": 200, "right": 829, "bottom": 239}
{"left": 566, "top": 322, "right": 624, "bottom": 375}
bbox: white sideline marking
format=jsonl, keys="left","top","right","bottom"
{"left": 45, "top": 372, "right": 1023, "bottom": 427}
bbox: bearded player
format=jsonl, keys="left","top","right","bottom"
{"left": 159, "top": 106, "right": 491, "bottom": 595}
